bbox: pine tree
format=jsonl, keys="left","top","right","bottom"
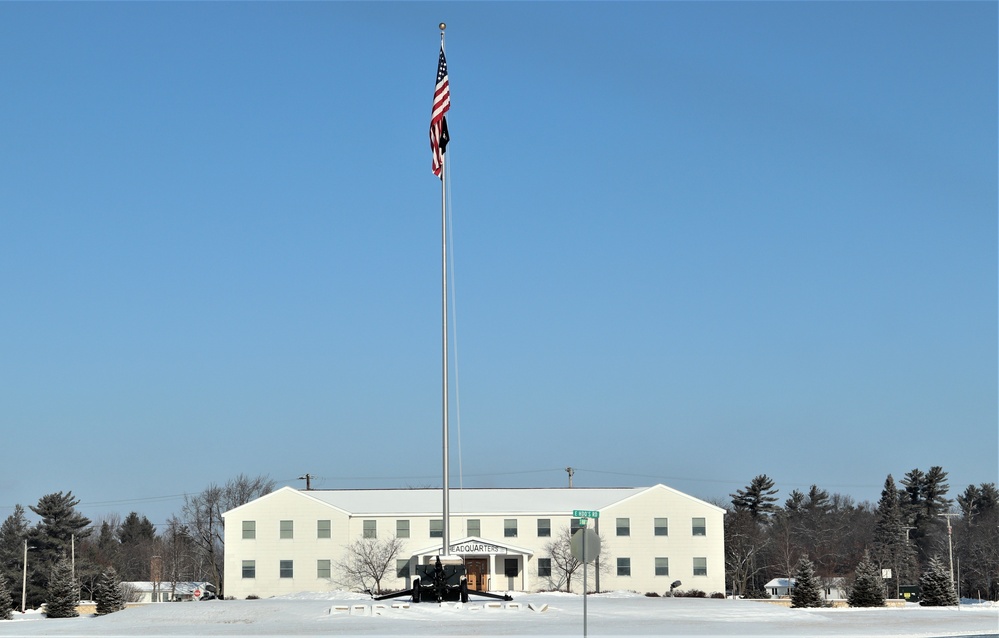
{"left": 44, "top": 556, "right": 79, "bottom": 618}
{"left": 790, "top": 557, "right": 825, "bottom": 608}
{"left": 0, "top": 505, "right": 29, "bottom": 590}
{"left": 871, "top": 475, "right": 918, "bottom": 593}
{"left": 29, "top": 492, "right": 92, "bottom": 549}
{"left": 900, "top": 467, "right": 952, "bottom": 565}
{"left": 848, "top": 551, "right": 885, "bottom": 607}
{"left": 731, "top": 475, "right": 780, "bottom": 520}
{"left": 0, "top": 575, "right": 13, "bottom": 620}
{"left": 955, "top": 482, "right": 999, "bottom": 599}
{"left": 94, "top": 566, "right": 125, "bottom": 615}
{"left": 25, "top": 492, "right": 92, "bottom": 610}
{"left": 919, "top": 555, "right": 958, "bottom": 606}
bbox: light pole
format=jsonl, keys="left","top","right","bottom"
{"left": 940, "top": 513, "right": 958, "bottom": 589}
{"left": 21, "top": 541, "right": 36, "bottom": 613}
{"left": 899, "top": 525, "right": 916, "bottom": 599}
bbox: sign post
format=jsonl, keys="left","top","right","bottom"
{"left": 571, "top": 510, "right": 600, "bottom": 637}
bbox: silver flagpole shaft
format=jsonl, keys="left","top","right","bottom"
{"left": 439, "top": 23, "right": 450, "bottom": 558}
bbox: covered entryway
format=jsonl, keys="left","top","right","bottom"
{"left": 411, "top": 537, "right": 534, "bottom": 592}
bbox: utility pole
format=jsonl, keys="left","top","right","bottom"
{"left": 939, "top": 513, "right": 958, "bottom": 589}
{"left": 72, "top": 533, "right": 78, "bottom": 604}
{"left": 565, "top": 467, "right": 574, "bottom": 488}
{"left": 21, "top": 541, "right": 27, "bottom": 613}
{"left": 898, "top": 526, "right": 916, "bottom": 599}
{"left": 298, "top": 474, "right": 313, "bottom": 490}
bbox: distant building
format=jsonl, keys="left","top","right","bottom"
{"left": 765, "top": 577, "right": 795, "bottom": 598}
{"left": 222, "top": 485, "right": 725, "bottom": 599}
{"left": 121, "top": 581, "right": 216, "bottom": 603}
{"left": 763, "top": 577, "right": 848, "bottom": 600}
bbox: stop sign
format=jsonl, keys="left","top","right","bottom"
{"left": 194, "top": 588, "right": 201, "bottom": 599}
{"left": 570, "top": 528, "right": 601, "bottom": 564}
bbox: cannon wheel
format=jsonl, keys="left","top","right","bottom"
{"left": 411, "top": 577, "right": 421, "bottom": 603}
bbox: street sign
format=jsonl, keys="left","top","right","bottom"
{"left": 573, "top": 509, "right": 600, "bottom": 519}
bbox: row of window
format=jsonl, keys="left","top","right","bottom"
{"left": 243, "top": 559, "right": 331, "bottom": 579}
{"left": 615, "top": 517, "right": 707, "bottom": 537}
{"left": 243, "top": 556, "right": 709, "bottom": 581}
{"left": 242, "top": 517, "right": 708, "bottom": 540}
{"left": 242, "top": 520, "right": 332, "bottom": 540}
{"left": 536, "top": 557, "right": 708, "bottom": 578}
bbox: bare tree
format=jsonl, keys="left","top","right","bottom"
{"left": 334, "top": 536, "right": 405, "bottom": 595}
{"left": 119, "top": 582, "right": 141, "bottom": 603}
{"left": 158, "top": 516, "right": 199, "bottom": 601}
{"left": 539, "top": 527, "right": 574, "bottom": 592}
{"left": 541, "top": 526, "right": 607, "bottom": 593}
{"left": 182, "top": 474, "right": 274, "bottom": 597}
{"left": 725, "top": 509, "right": 771, "bottom": 597}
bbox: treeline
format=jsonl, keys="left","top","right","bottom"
{"left": 724, "top": 467, "right": 998, "bottom": 600}
{"left": 1, "top": 467, "right": 996, "bottom": 609}
{"left": 0, "top": 474, "right": 274, "bottom": 610}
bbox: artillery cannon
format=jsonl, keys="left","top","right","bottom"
{"left": 374, "top": 556, "right": 513, "bottom": 603}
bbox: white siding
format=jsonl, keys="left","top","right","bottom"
{"left": 224, "top": 489, "right": 350, "bottom": 598}
{"left": 223, "top": 485, "right": 725, "bottom": 599}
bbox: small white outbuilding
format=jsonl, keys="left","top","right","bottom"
{"left": 763, "top": 577, "right": 848, "bottom": 600}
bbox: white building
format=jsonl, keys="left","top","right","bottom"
{"left": 222, "top": 485, "right": 725, "bottom": 599}
{"left": 121, "top": 581, "right": 216, "bottom": 603}
{"left": 763, "top": 577, "right": 848, "bottom": 600}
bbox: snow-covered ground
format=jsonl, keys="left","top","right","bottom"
{"left": 2, "top": 591, "right": 996, "bottom": 637}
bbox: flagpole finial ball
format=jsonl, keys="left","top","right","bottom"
{"left": 439, "top": 22, "right": 446, "bottom": 31}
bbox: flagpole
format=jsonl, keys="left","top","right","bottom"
{"left": 438, "top": 21, "right": 451, "bottom": 559}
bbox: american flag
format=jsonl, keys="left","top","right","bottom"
{"left": 430, "top": 45, "right": 450, "bottom": 178}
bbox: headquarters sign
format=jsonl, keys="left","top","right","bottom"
{"left": 449, "top": 541, "right": 507, "bottom": 555}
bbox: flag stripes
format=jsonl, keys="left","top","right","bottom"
{"left": 430, "top": 45, "right": 450, "bottom": 178}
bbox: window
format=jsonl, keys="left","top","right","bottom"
{"left": 396, "top": 519, "right": 410, "bottom": 538}
{"left": 363, "top": 520, "right": 377, "bottom": 539}
{"left": 317, "top": 520, "right": 331, "bottom": 539}
{"left": 242, "top": 521, "right": 255, "bottom": 540}
{"left": 617, "top": 557, "right": 631, "bottom": 577}
{"left": 280, "top": 520, "right": 294, "bottom": 539}
{"left": 537, "top": 518, "right": 551, "bottom": 537}
{"left": 504, "top": 519, "right": 518, "bottom": 538}
{"left": 396, "top": 559, "right": 410, "bottom": 578}
{"left": 692, "top": 517, "right": 706, "bottom": 536}
{"left": 570, "top": 518, "right": 583, "bottom": 533}
{"left": 317, "top": 559, "right": 331, "bottom": 579}
{"left": 654, "top": 517, "right": 669, "bottom": 536}
{"left": 467, "top": 519, "right": 480, "bottom": 537}
{"left": 655, "top": 557, "right": 669, "bottom": 576}
{"left": 616, "top": 518, "right": 630, "bottom": 536}
{"left": 242, "top": 560, "right": 255, "bottom": 578}
{"left": 504, "top": 558, "right": 519, "bottom": 578}
{"left": 693, "top": 557, "right": 707, "bottom": 576}
{"left": 430, "top": 519, "right": 443, "bottom": 538}
{"left": 538, "top": 558, "right": 552, "bottom": 578}
{"left": 280, "top": 560, "right": 294, "bottom": 578}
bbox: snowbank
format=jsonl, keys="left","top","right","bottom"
{"left": 1, "top": 591, "right": 995, "bottom": 637}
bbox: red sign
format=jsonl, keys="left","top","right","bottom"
{"left": 194, "top": 589, "right": 201, "bottom": 598}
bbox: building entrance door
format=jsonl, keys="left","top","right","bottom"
{"left": 465, "top": 558, "right": 489, "bottom": 591}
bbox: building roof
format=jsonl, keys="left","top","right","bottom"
{"left": 224, "top": 484, "right": 725, "bottom": 518}
{"left": 765, "top": 578, "right": 795, "bottom": 588}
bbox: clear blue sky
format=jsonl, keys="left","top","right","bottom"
{"left": 1, "top": 2, "right": 995, "bottom": 528}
